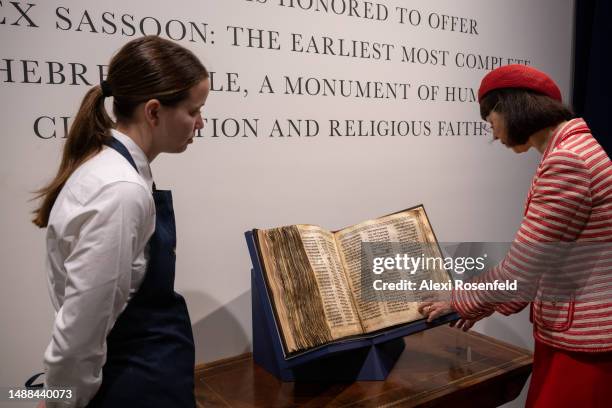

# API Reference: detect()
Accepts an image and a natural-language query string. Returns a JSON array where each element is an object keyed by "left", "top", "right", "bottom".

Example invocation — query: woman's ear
[{"left": 143, "top": 99, "right": 161, "bottom": 126}]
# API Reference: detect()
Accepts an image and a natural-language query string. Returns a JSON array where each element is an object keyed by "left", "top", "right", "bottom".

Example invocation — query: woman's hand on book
[
  {"left": 418, "top": 301, "right": 476, "bottom": 332},
  {"left": 449, "top": 317, "right": 476, "bottom": 332},
  {"left": 418, "top": 301, "right": 454, "bottom": 322}
]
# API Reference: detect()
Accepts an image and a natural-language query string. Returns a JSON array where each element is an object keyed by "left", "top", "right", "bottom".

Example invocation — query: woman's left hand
[
  {"left": 419, "top": 301, "right": 477, "bottom": 331},
  {"left": 418, "top": 301, "right": 454, "bottom": 322}
]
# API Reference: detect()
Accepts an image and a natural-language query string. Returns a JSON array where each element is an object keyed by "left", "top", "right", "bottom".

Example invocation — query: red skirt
[{"left": 526, "top": 339, "right": 612, "bottom": 407}]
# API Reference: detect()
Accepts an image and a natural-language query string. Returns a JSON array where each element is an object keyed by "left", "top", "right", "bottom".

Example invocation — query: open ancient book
[{"left": 254, "top": 205, "right": 452, "bottom": 356}]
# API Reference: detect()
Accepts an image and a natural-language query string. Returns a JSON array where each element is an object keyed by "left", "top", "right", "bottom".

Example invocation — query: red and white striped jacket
[{"left": 453, "top": 118, "right": 612, "bottom": 352}]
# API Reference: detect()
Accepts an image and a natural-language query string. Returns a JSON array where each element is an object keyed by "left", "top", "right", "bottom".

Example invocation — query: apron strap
[
  {"left": 106, "top": 136, "right": 139, "bottom": 173},
  {"left": 106, "top": 135, "right": 158, "bottom": 191}
]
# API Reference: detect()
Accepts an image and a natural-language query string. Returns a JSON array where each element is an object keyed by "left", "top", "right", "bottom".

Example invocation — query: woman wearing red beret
[{"left": 420, "top": 64, "right": 612, "bottom": 407}]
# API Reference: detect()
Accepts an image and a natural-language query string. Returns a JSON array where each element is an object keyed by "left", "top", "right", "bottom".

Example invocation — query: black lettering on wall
[
  {"left": 52, "top": 8, "right": 210, "bottom": 43},
  {"left": 0, "top": 1, "right": 39, "bottom": 27}
]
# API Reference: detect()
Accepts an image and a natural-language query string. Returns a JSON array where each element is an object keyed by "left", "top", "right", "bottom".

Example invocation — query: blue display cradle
[{"left": 246, "top": 231, "right": 458, "bottom": 382}]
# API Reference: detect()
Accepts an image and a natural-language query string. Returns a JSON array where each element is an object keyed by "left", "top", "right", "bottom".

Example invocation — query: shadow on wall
[
  {"left": 183, "top": 290, "right": 252, "bottom": 364},
  {"left": 478, "top": 309, "right": 534, "bottom": 352},
  {"left": 448, "top": 242, "right": 534, "bottom": 350}
]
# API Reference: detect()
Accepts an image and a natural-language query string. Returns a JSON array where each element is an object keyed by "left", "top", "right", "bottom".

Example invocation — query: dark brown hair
[
  {"left": 480, "top": 88, "right": 574, "bottom": 146},
  {"left": 33, "top": 36, "right": 209, "bottom": 227}
]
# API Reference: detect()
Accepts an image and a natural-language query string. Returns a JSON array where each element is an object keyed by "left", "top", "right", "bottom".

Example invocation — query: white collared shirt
[{"left": 44, "top": 129, "right": 155, "bottom": 407}]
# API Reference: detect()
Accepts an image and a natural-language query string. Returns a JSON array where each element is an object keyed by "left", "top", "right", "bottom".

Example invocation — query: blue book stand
[{"left": 246, "top": 231, "right": 458, "bottom": 382}]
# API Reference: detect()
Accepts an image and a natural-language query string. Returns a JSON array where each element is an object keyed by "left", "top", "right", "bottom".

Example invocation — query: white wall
[{"left": 0, "top": 0, "right": 574, "bottom": 406}]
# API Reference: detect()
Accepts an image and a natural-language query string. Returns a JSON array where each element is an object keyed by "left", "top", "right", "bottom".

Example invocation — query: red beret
[{"left": 478, "top": 64, "right": 562, "bottom": 102}]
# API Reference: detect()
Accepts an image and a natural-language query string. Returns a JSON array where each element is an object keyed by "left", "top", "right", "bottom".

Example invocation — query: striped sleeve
[{"left": 452, "top": 149, "right": 592, "bottom": 319}]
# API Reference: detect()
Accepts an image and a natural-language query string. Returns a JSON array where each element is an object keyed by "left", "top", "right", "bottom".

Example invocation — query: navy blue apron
[{"left": 87, "top": 137, "right": 196, "bottom": 407}]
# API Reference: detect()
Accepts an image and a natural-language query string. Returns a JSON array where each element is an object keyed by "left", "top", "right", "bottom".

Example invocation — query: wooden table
[{"left": 195, "top": 326, "right": 533, "bottom": 407}]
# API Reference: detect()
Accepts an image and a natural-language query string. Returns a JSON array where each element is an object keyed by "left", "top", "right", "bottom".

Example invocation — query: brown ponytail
[
  {"left": 32, "top": 85, "right": 113, "bottom": 227},
  {"left": 32, "top": 35, "right": 208, "bottom": 228}
]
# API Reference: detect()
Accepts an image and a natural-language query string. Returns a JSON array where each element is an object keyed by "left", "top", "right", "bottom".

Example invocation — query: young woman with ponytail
[{"left": 34, "top": 36, "right": 210, "bottom": 408}]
